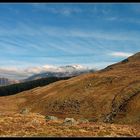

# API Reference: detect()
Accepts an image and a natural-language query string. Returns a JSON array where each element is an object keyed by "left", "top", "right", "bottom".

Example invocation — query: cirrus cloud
[{"left": 109, "top": 52, "right": 133, "bottom": 57}]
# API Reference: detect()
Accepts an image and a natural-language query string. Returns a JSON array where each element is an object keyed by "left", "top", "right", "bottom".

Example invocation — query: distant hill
[
  {"left": 0, "top": 77, "right": 19, "bottom": 86},
  {"left": 0, "top": 52, "right": 140, "bottom": 125},
  {"left": 0, "top": 76, "right": 71, "bottom": 96}
]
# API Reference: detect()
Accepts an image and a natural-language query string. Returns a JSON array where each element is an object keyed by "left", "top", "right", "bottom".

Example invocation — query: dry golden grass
[{"left": 0, "top": 113, "right": 139, "bottom": 137}]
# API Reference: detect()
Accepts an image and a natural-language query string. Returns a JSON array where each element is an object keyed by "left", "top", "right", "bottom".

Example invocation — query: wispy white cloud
[
  {"left": 31, "top": 4, "right": 82, "bottom": 16},
  {"left": 41, "top": 26, "right": 140, "bottom": 41},
  {"left": 68, "top": 30, "right": 140, "bottom": 41},
  {"left": 0, "top": 22, "right": 138, "bottom": 72},
  {"left": 0, "top": 67, "right": 30, "bottom": 80},
  {"left": 129, "top": 4, "right": 140, "bottom": 13},
  {"left": 47, "top": 7, "right": 82, "bottom": 16},
  {"left": 109, "top": 52, "right": 133, "bottom": 57},
  {"left": 1, "top": 22, "right": 140, "bottom": 42},
  {"left": 105, "top": 16, "right": 140, "bottom": 25},
  {"left": 105, "top": 16, "right": 118, "bottom": 21}
]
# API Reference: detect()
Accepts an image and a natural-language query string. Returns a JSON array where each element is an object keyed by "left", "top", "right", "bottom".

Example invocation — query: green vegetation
[{"left": 0, "top": 77, "right": 72, "bottom": 96}]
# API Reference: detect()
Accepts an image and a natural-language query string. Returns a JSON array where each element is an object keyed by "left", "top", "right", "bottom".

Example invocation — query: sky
[{"left": 0, "top": 3, "right": 140, "bottom": 79}]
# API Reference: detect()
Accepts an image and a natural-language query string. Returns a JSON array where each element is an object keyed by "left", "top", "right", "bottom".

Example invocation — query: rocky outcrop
[{"left": 104, "top": 81, "right": 140, "bottom": 123}]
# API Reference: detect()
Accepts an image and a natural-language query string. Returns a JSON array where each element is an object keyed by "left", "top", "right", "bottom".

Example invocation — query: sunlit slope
[{"left": 0, "top": 52, "right": 140, "bottom": 124}]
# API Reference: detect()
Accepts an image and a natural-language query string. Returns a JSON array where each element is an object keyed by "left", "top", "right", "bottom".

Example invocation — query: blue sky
[{"left": 0, "top": 3, "right": 140, "bottom": 79}]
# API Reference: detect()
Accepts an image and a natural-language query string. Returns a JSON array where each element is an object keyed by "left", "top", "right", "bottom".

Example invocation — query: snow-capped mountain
[
  {"left": 24, "top": 65, "right": 95, "bottom": 81},
  {"left": 0, "top": 64, "right": 96, "bottom": 83}
]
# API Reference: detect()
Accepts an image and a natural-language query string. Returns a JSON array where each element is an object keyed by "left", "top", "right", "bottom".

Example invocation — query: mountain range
[
  {"left": 24, "top": 65, "right": 95, "bottom": 81},
  {"left": 0, "top": 65, "right": 95, "bottom": 86}
]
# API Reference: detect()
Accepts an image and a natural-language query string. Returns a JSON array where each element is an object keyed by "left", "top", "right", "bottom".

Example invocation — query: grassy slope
[
  {"left": 0, "top": 52, "right": 140, "bottom": 124},
  {"left": 0, "top": 113, "right": 139, "bottom": 137}
]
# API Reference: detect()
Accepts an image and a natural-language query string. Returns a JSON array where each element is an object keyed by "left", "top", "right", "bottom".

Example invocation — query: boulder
[
  {"left": 20, "top": 108, "right": 29, "bottom": 115},
  {"left": 45, "top": 115, "right": 58, "bottom": 121},
  {"left": 63, "top": 118, "right": 77, "bottom": 125}
]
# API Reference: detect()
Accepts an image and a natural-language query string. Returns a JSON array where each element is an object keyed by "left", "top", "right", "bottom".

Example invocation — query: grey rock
[
  {"left": 45, "top": 115, "right": 58, "bottom": 121},
  {"left": 20, "top": 108, "right": 29, "bottom": 115},
  {"left": 63, "top": 118, "right": 77, "bottom": 125}
]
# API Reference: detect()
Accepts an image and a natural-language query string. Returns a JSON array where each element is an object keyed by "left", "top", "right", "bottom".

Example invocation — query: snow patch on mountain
[{"left": 0, "top": 64, "right": 95, "bottom": 80}]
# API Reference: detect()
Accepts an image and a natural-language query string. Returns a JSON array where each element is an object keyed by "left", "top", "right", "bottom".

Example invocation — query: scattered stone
[
  {"left": 88, "top": 83, "right": 92, "bottom": 87},
  {"left": 103, "top": 113, "right": 114, "bottom": 123},
  {"left": 20, "top": 108, "right": 29, "bottom": 115},
  {"left": 63, "top": 118, "right": 77, "bottom": 125},
  {"left": 45, "top": 115, "right": 58, "bottom": 121}
]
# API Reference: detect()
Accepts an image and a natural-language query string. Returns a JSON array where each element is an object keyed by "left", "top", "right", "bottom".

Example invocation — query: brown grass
[{"left": 0, "top": 113, "right": 139, "bottom": 137}]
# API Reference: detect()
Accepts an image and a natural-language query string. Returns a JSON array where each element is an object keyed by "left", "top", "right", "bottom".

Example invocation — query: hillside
[
  {"left": 0, "top": 77, "right": 71, "bottom": 96},
  {"left": 0, "top": 52, "right": 140, "bottom": 125}
]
